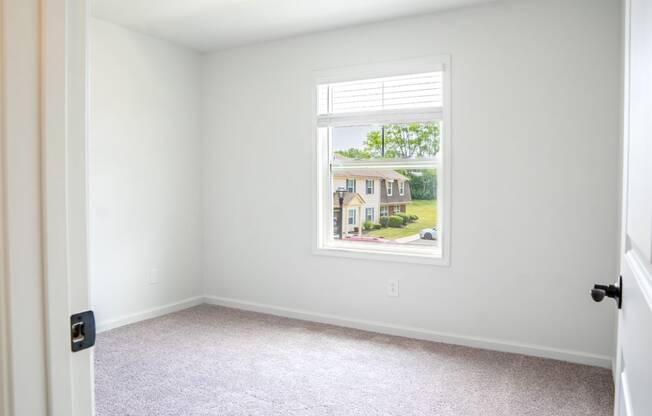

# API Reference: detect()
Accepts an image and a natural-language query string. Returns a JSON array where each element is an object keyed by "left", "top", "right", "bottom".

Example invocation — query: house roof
[
  {"left": 333, "top": 192, "right": 365, "bottom": 207},
  {"left": 332, "top": 154, "right": 409, "bottom": 181},
  {"left": 333, "top": 169, "right": 408, "bottom": 181}
]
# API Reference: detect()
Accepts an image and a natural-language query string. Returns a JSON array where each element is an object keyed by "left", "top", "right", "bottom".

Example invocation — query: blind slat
[{"left": 319, "top": 71, "right": 443, "bottom": 115}]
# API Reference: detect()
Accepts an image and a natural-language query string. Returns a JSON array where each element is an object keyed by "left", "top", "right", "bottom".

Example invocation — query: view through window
[{"left": 316, "top": 67, "right": 447, "bottom": 260}]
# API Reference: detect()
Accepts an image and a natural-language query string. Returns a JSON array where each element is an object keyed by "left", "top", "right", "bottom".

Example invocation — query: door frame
[
  {"left": 0, "top": 0, "right": 93, "bottom": 415},
  {"left": 1, "top": 3, "right": 10, "bottom": 414}
]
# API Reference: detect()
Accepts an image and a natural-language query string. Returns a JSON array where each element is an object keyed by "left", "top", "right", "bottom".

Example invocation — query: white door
[
  {"left": 1, "top": 0, "right": 93, "bottom": 415},
  {"left": 42, "top": 0, "right": 94, "bottom": 415},
  {"left": 613, "top": 1, "right": 652, "bottom": 415}
]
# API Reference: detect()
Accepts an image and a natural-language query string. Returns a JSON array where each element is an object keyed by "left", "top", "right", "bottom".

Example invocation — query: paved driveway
[{"left": 393, "top": 233, "right": 438, "bottom": 246}]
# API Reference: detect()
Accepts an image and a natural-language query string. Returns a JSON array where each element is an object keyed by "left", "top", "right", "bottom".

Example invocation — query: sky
[{"left": 331, "top": 125, "right": 377, "bottom": 152}]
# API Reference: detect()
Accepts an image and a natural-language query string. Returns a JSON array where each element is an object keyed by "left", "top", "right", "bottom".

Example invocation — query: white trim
[
  {"left": 96, "top": 297, "right": 204, "bottom": 333},
  {"left": 317, "top": 107, "right": 442, "bottom": 127},
  {"left": 2, "top": 0, "right": 52, "bottom": 413},
  {"left": 315, "top": 244, "right": 446, "bottom": 265},
  {"left": 203, "top": 295, "right": 612, "bottom": 368},
  {"left": 620, "top": 371, "right": 634, "bottom": 416},
  {"left": 625, "top": 248, "right": 652, "bottom": 312},
  {"left": 0, "top": 0, "right": 11, "bottom": 408},
  {"left": 333, "top": 158, "right": 439, "bottom": 170},
  {"left": 314, "top": 56, "right": 447, "bottom": 84}
]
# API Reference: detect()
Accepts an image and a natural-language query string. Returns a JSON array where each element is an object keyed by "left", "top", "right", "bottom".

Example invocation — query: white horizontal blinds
[
  {"left": 319, "top": 72, "right": 442, "bottom": 115},
  {"left": 317, "top": 85, "right": 329, "bottom": 115}
]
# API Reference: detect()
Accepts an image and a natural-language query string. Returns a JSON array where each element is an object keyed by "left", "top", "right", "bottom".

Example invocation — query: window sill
[{"left": 313, "top": 243, "right": 449, "bottom": 266}]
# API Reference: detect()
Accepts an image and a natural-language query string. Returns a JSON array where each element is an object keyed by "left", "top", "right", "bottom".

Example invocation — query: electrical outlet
[
  {"left": 149, "top": 268, "right": 159, "bottom": 285},
  {"left": 387, "top": 279, "right": 399, "bottom": 297}
]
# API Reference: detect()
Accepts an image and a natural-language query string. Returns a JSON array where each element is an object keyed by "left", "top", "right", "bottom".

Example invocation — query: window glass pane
[
  {"left": 332, "top": 122, "right": 440, "bottom": 161},
  {"left": 365, "top": 180, "right": 374, "bottom": 194},
  {"left": 332, "top": 168, "right": 438, "bottom": 248},
  {"left": 345, "top": 179, "right": 356, "bottom": 192}
]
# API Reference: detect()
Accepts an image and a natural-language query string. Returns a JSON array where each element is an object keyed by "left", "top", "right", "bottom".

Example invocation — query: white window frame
[
  {"left": 313, "top": 56, "right": 451, "bottom": 266},
  {"left": 386, "top": 180, "right": 393, "bottom": 196},
  {"left": 366, "top": 179, "right": 374, "bottom": 195},
  {"left": 348, "top": 209, "right": 356, "bottom": 225},
  {"left": 346, "top": 178, "right": 356, "bottom": 193},
  {"left": 399, "top": 181, "right": 405, "bottom": 196},
  {"left": 365, "top": 207, "right": 374, "bottom": 222},
  {"left": 380, "top": 206, "right": 389, "bottom": 217}
]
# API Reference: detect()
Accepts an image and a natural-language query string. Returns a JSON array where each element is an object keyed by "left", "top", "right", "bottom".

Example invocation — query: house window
[
  {"left": 365, "top": 207, "right": 374, "bottom": 221},
  {"left": 346, "top": 179, "right": 356, "bottom": 193},
  {"left": 316, "top": 57, "right": 450, "bottom": 264},
  {"left": 348, "top": 209, "right": 356, "bottom": 225},
  {"left": 366, "top": 180, "right": 374, "bottom": 195}
]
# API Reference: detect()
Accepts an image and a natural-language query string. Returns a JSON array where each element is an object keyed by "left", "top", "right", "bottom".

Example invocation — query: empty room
[{"left": 1, "top": 0, "right": 651, "bottom": 415}]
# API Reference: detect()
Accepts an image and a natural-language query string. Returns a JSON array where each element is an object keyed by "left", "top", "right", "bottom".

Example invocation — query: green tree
[
  {"left": 335, "top": 122, "right": 439, "bottom": 200},
  {"left": 335, "top": 148, "right": 372, "bottom": 159},
  {"left": 397, "top": 169, "right": 437, "bottom": 200},
  {"left": 364, "top": 123, "right": 439, "bottom": 159}
]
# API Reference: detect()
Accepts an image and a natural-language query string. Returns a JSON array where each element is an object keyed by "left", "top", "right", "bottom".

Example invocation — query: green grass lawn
[{"left": 366, "top": 199, "right": 437, "bottom": 240}]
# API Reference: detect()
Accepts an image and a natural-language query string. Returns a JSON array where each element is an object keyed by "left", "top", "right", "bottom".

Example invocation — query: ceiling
[{"left": 91, "top": 0, "right": 498, "bottom": 52}]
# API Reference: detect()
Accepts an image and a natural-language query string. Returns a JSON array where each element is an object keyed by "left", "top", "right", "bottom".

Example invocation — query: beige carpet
[{"left": 94, "top": 304, "right": 613, "bottom": 416}]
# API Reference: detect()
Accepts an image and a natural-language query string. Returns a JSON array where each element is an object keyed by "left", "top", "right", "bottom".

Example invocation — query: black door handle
[{"left": 590, "top": 276, "right": 622, "bottom": 309}]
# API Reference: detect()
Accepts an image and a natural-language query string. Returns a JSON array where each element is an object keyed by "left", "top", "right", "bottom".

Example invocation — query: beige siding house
[{"left": 333, "top": 169, "right": 412, "bottom": 236}]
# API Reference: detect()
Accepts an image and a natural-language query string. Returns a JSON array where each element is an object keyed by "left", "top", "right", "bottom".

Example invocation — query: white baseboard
[
  {"left": 96, "top": 296, "right": 204, "bottom": 333},
  {"left": 203, "top": 295, "right": 612, "bottom": 369}
]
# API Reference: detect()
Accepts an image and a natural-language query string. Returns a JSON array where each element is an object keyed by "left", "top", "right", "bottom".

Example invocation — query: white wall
[
  {"left": 201, "top": 0, "right": 622, "bottom": 363},
  {"left": 89, "top": 18, "right": 203, "bottom": 328}
]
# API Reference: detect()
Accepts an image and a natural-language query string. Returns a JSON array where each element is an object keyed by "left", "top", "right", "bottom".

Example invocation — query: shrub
[
  {"left": 379, "top": 216, "right": 389, "bottom": 227},
  {"left": 372, "top": 223, "right": 382, "bottom": 230},
  {"left": 388, "top": 215, "right": 404, "bottom": 228},
  {"left": 363, "top": 220, "right": 374, "bottom": 231},
  {"left": 409, "top": 214, "right": 419, "bottom": 222},
  {"left": 396, "top": 212, "right": 410, "bottom": 225}
]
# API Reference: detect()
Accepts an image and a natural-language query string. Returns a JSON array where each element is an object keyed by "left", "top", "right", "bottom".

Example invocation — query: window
[
  {"left": 315, "top": 57, "right": 450, "bottom": 264},
  {"left": 348, "top": 209, "right": 356, "bottom": 225},
  {"left": 346, "top": 179, "right": 356, "bottom": 193},
  {"left": 365, "top": 207, "right": 374, "bottom": 221},
  {"left": 366, "top": 180, "right": 374, "bottom": 195}
]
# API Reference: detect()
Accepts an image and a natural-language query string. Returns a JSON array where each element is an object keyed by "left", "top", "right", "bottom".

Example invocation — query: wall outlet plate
[{"left": 387, "top": 279, "right": 399, "bottom": 297}]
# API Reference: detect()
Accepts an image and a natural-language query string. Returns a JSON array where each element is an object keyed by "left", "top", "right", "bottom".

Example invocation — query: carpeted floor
[{"left": 95, "top": 304, "right": 613, "bottom": 416}]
